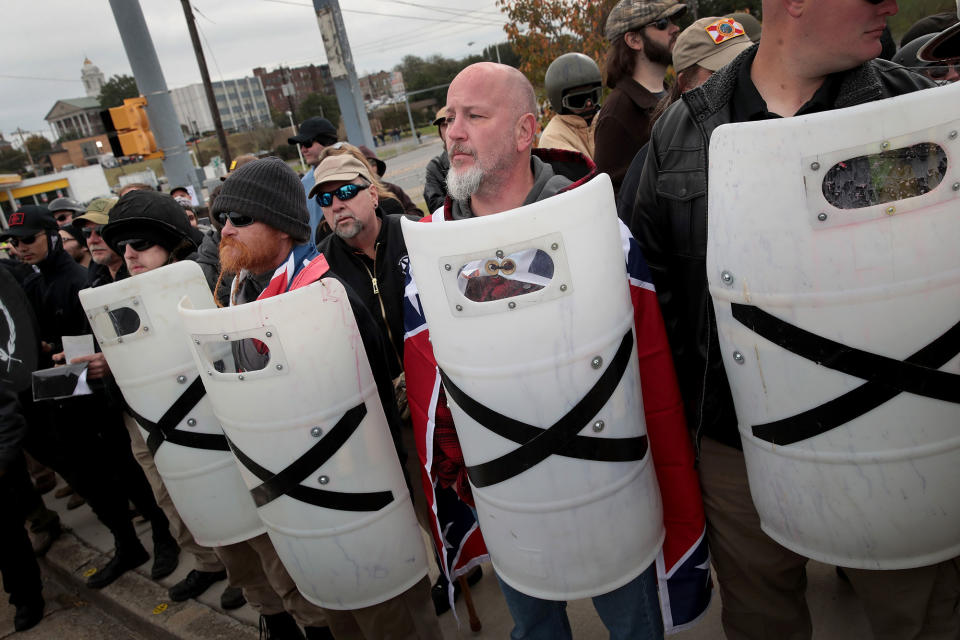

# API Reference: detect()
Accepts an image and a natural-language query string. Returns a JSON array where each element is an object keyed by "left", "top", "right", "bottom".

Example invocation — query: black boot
[
  {"left": 87, "top": 542, "right": 150, "bottom": 589},
  {"left": 304, "top": 626, "right": 335, "bottom": 640},
  {"left": 14, "top": 596, "right": 45, "bottom": 632},
  {"left": 168, "top": 568, "right": 227, "bottom": 601},
  {"left": 150, "top": 535, "right": 180, "bottom": 580},
  {"left": 259, "top": 611, "right": 305, "bottom": 640},
  {"left": 220, "top": 585, "right": 246, "bottom": 610}
]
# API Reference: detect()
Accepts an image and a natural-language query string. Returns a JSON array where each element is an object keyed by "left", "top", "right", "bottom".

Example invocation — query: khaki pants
[
  {"left": 698, "top": 436, "right": 960, "bottom": 640},
  {"left": 324, "top": 575, "right": 443, "bottom": 640},
  {"left": 215, "top": 532, "right": 327, "bottom": 627},
  {"left": 123, "top": 413, "right": 224, "bottom": 573}
]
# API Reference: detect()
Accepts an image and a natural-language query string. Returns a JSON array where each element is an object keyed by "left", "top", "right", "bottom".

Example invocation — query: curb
[{"left": 40, "top": 528, "right": 257, "bottom": 640}]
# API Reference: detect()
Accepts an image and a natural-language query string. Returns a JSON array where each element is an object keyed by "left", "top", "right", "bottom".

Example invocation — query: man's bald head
[
  {"left": 450, "top": 62, "right": 537, "bottom": 124},
  {"left": 444, "top": 63, "right": 540, "bottom": 211}
]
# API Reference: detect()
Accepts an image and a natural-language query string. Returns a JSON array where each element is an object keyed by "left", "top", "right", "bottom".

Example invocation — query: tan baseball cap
[
  {"left": 673, "top": 17, "right": 752, "bottom": 74},
  {"left": 605, "top": 0, "right": 687, "bottom": 42},
  {"left": 72, "top": 197, "right": 118, "bottom": 227},
  {"left": 308, "top": 154, "right": 375, "bottom": 198}
]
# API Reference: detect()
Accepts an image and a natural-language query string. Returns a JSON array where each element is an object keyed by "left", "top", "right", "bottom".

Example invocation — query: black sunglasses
[
  {"left": 645, "top": 17, "right": 671, "bottom": 30},
  {"left": 316, "top": 183, "right": 365, "bottom": 208},
  {"left": 116, "top": 238, "right": 156, "bottom": 252},
  {"left": 80, "top": 224, "right": 105, "bottom": 238},
  {"left": 216, "top": 211, "right": 256, "bottom": 228},
  {"left": 54, "top": 213, "right": 71, "bottom": 223},
  {"left": 299, "top": 138, "right": 322, "bottom": 149},
  {"left": 9, "top": 233, "right": 44, "bottom": 248}
]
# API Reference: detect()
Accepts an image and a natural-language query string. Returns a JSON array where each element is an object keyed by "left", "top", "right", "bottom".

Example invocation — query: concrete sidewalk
[{"left": 12, "top": 474, "right": 874, "bottom": 639}]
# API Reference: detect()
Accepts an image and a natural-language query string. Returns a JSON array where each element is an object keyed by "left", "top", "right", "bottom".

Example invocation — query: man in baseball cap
[
  {"left": 594, "top": 1, "right": 687, "bottom": 195},
  {"left": 424, "top": 107, "right": 451, "bottom": 213},
  {"left": 0, "top": 206, "right": 59, "bottom": 266},
  {"left": 288, "top": 117, "right": 339, "bottom": 244},
  {"left": 72, "top": 198, "right": 124, "bottom": 286}
]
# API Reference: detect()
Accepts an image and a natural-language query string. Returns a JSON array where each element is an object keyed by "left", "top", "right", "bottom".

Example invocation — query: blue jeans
[{"left": 496, "top": 562, "right": 663, "bottom": 640}]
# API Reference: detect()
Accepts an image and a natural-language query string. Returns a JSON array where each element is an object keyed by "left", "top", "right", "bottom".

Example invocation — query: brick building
[{"left": 253, "top": 64, "right": 334, "bottom": 114}]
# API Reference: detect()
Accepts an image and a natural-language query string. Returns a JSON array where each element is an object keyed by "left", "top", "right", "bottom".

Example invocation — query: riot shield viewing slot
[{"left": 439, "top": 232, "right": 573, "bottom": 317}]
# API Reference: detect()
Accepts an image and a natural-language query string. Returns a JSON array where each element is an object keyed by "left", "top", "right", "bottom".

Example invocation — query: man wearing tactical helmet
[{"left": 540, "top": 52, "right": 603, "bottom": 159}]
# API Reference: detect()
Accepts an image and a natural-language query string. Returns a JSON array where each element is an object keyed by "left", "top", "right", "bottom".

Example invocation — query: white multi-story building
[{"left": 169, "top": 76, "right": 271, "bottom": 134}]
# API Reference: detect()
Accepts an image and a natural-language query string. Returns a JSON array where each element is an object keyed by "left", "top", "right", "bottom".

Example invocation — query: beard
[
  {"left": 219, "top": 235, "right": 278, "bottom": 275},
  {"left": 446, "top": 142, "right": 510, "bottom": 203},
  {"left": 642, "top": 31, "right": 674, "bottom": 67},
  {"left": 447, "top": 162, "right": 484, "bottom": 202},
  {"left": 331, "top": 215, "right": 364, "bottom": 240}
]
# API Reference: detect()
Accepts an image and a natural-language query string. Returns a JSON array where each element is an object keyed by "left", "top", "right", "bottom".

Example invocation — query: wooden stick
[{"left": 458, "top": 575, "right": 482, "bottom": 632}]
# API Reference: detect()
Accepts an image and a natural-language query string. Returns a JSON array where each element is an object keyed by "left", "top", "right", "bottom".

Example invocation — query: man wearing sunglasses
[
  {"left": 1, "top": 204, "right": 182, "bottom": 590},
  {"left": 288, "top": 117, "right": 339, "bottom": 247},
  {"left": 211, "top": 157, "right": 442, "bottom": 640},
  {"left": 629, "top": 1, "right": 957, "bottom": 638},
  {"left": 48, "top": 196, "right": 86, "bottom": 227},
  {"left": 540, "top": 52, "right": 604, "bottom": 159},
  {"left": 72, "top": 198, "right": 124, "bottom": 287},
  {"left": 594, "top": 0, "right": 686, "bottom": 195}
]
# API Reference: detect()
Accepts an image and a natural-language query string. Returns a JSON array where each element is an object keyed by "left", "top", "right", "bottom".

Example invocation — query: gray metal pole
[
  {"left": 312, "top": 0, "right": 374, "bottom": 149},
  {"left": 404, "top": 97, "right": 418, "bottom": 145},
  {"left": 107, "top": 0, "right": 202, "bottom": 196}
]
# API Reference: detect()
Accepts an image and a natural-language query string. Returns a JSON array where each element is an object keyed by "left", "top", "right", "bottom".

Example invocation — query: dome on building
[{"left": 81, "top": 58, "right": 106, "bottom": 98}]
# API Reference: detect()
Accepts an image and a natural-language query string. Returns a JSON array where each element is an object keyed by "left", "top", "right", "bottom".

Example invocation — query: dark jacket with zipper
[
  {"left": 318, "top": 209, "right": 413, "bottom": 379},
  {"left": 628, "top": 45, "right": 933, "bottom": 450}
]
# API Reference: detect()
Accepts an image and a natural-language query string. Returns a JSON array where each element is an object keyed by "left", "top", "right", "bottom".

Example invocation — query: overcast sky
[{"left": 0, "top": 0, "right": 508, "bottom": 142}]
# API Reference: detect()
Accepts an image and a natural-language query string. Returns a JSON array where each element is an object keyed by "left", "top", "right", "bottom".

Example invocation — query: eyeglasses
[
  {"left": 54, "top": 213, "right": 71, "bottom": 223},
  {"left": 316, "top": 183, "right": 365, "bottom": 208},
  {"left": 116, "top": 238, "right": 156, "bottom": 252},
  {"left": 80, "top": 224, "right": 105, "bottom": 239},
  {"left": 299, "top": 138, "right": 321, "bottom": 149},
  {"left": 215, "top": 211, "right": 256, "bottom": 228},
  {"left": 9, "top": 233, "right": 44, "bottom": 248},
  {"left": 561, "top": 86, "right": 602, "bottom": 111},
  {"left": 645, "top": 17, "right": 671, "bottom": 30}
]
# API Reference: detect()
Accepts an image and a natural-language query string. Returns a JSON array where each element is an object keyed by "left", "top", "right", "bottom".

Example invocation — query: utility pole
[
  {"left": 180, "top": 0, "right": 231, "bottom": 167},
  {"left": 311, "top": 0, "right": 374, "bottom": 148},
  {"left": 107, "top": 0, "right": 202, "bottom": 197},
  {"left": 13, "top": 128, "right": 35, "bottom": 173}
]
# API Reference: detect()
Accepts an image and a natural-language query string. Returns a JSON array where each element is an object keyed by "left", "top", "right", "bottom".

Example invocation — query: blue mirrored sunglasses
[{"left": 316, "top": 183, "right": 365, "bottom": 208}]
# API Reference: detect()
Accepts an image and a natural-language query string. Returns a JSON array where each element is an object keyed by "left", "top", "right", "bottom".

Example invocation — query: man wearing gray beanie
[{"left": 210, "top": 157, "right": 442, "bottom": 639}]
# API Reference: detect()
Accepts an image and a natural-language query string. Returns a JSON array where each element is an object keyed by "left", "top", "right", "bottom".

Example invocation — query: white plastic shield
[
  {"left": 707, "top": 81, "right": 960, "bottom": 569},
  {"left": 401, "top": 174, "right": 664, "bottom": 600},
  {"left": 79, "top": 261, "right": 264, "bottom": 547},
  {"left": 177, "top": 278, "right": 427, "bottom": 610}
]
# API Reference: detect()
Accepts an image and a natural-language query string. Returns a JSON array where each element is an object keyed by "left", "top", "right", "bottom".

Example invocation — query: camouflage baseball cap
[{"left": 605, "top": 0, "right": 687, "bottom": 42}]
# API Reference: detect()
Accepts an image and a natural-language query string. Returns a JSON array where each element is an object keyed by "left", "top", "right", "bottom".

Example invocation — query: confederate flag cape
[{"left": 402, "top": 173, "right": 712, "bottom": 632}]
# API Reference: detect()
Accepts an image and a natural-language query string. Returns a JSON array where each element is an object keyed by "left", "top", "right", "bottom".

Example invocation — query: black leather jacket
[{"left": 629, "top": 46, "right": 933, "bottom": 451}]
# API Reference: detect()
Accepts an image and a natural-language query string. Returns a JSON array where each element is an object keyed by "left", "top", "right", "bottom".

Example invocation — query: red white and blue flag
[{"left": 403, "top": 166, "right": 711, "bottom": 632}]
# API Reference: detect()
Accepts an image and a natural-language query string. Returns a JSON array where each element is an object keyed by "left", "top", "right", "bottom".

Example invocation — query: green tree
[
  {"left": 0, "top": 148, "right": 27, "bottom": 174},
  {"left": 296, "top": 93, "right": 340, "bottom": 127},
  {"left": 25, "top": 135, "right": 51, "bottom": 157},
  {"left": 97, "top": 74, "right": 139, "bottom": 108},
  {"left": 57, "top": 129, "right": 82, "bottom": 144}
]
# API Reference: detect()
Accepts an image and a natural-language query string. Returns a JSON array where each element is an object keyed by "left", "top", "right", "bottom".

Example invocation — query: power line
[
  {"left": 0, "top": 74, "right": 77, "bottom": 83},
  {"left": 260, "top": 0, "right": 504, "bottom": 26},
  {"left": 381, "top": 0, "right": 504, "bottom": 18}
]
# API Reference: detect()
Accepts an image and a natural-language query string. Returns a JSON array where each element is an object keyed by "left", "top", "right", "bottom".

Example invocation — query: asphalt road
[{"left": 381, "top": 134, "right": 445, "bottom": 213}]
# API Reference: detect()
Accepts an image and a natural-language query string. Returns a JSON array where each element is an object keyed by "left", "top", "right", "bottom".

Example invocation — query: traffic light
[{"left": 99, "top": 97, "right": 161, "bottom": 158}]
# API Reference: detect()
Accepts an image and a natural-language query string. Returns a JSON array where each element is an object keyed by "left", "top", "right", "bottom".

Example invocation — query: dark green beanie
[{"left": 211, "top": 157, "right": 310, "bottom": 243}]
